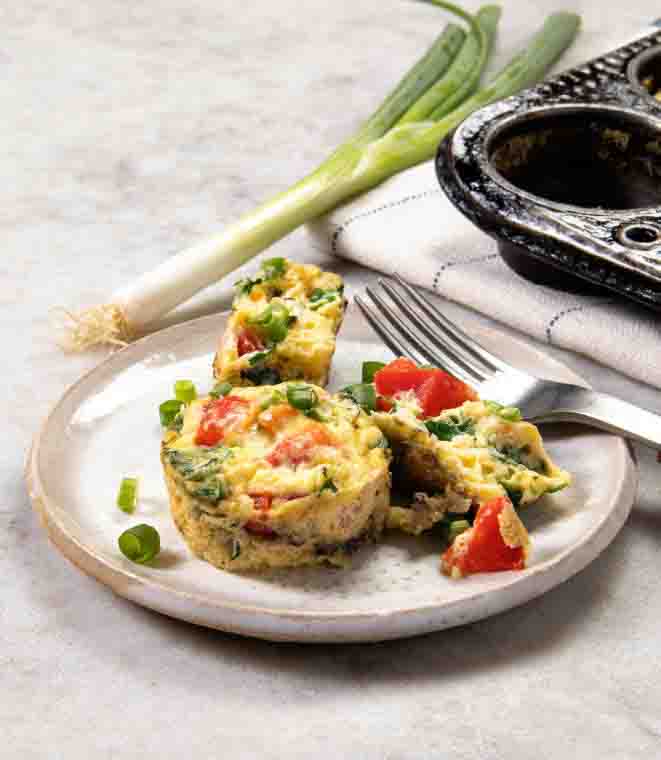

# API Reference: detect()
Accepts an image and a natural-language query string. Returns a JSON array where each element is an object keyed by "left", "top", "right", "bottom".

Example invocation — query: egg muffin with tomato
[
  {"left": 347, "top": 358, "right": 570, "bottom": 577},
  {"left": 213, "top": 257, "right": 346, "bottom": 388},
  {"left": 161, "top": 382, "right": 390, "bottom": 572}
]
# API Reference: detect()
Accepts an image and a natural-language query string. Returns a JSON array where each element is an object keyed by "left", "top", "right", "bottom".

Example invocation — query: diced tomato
[
  {"left": 374, "top": 357, "right": 476, "bottom": 418},
  {"left": 442, "top": 496, "right": 527, "bottom": 576},
  {"left": 376, "top": 397, "right": 393, "bottom": 412},
  {"left": 251, "top": 493, "right": 273, "bottom": 512},
  {"left": 416, "top": 371, "right": 477, "bottom": 418},
  {"left": 243, "top": 494, "right": 276, "bottom": 537},
  {"left": 244, "top": 520, "right": 276, "bottom": 537},
  {"left": 236, "top": 327, "right": 264, "bottom": 357},
  {"left": 194, "top": 396, "right": 251, "bottom": 447},
  {"left": 266, "top": 426, "right": 335, "bottom": 467},
  {"left": 257, "top": 404, "right": 298, "bottom": 434},
  {"left": 374, "top": 358, "right": 430, "bottom": 397}
]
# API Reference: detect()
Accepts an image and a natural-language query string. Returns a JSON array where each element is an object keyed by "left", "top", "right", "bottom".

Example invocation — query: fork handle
[{"left": 532, "top": 387, "right": 661, "bottom": 450}]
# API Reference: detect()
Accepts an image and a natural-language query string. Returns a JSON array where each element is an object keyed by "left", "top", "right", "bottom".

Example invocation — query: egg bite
[
  {"left": 213, "top": 258, "right": 345, "bottom": 388},
  {"left": 161, "top": 383, "right": 390, "bottom": 572},
  {"left": 372, "top": 397, "right": 571, "bottom": 537}
]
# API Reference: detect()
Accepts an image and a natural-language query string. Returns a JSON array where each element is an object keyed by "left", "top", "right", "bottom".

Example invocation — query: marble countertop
[{"left": 5, "top": 1, "right": 661, "bottom": 757}]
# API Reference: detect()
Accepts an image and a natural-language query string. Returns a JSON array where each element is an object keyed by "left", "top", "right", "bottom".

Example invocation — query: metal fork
[{"left": 355, "top": 275, "right": 661, "bottom": 450}]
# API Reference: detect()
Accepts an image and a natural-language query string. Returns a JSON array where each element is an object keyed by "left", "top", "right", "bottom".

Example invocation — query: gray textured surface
[{"left": 4, "top": 1, "right": 661, "bottom": 757}]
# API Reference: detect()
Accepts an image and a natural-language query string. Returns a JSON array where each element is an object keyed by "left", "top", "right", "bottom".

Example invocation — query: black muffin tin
[{"left": 436, "top": 29, "right": 661, "bottom": 309}]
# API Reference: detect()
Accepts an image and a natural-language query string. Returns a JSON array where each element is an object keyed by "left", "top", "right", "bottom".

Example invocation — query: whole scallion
[{"left": 61, "top": 4, "right": 579, "bottom": 351}]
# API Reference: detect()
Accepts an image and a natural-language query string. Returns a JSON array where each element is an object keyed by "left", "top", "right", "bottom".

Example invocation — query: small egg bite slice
[
  {"left": 161, "top": 383, "right": 390, "bottom": 572},
  {"left": 372, "top": 398, "right": 570, "bottom": 539},
  {"left": 213, "top": 257, "right": 346, "bottom": 388}
]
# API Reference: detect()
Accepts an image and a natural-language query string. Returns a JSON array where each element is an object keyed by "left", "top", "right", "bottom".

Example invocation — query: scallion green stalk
[
  {"left": 398, "top": 5, "right": 501, "bottom": 124},
  {"left": 61, "top": 5, "right": 579, "bottom": 351}
]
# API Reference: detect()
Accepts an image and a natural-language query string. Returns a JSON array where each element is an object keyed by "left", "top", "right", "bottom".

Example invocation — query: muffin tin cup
[{"left": 436, "top": 30, "right": 661, "bottom": 308}]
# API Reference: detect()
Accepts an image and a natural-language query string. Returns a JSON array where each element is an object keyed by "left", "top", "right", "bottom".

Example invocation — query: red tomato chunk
[
  {"left": 443, "top": 496, "right": 526, "bottom": 576},
  {"left": 195, "top": 396, "right": 250, "bottom": 447},
  {"left": 374, "top": 357, "right": 476, "bottom": 418},
  {"left": 236, "top": 327, "right": 264, "bottom": 357},
  {"left": 266, "top": 427, "right": 335, "bottom": 467},
  {"left": 251, "top": 493, "right": 273, "bottom": 512}
]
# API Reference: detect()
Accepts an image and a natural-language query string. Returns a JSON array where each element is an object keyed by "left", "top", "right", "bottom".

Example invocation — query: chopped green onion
[
  {"left": 484, "top": 400, "right": 504, "bottom": 414},
  {"left": 500, "top": 406, "right": 522, "bottom": 422},
  {"left": 259, "top": 390, "right": 287, "bottom": 410},
  {"left": 64, "top": 7, "right": 579, "bottom": 353},
  {"left": 287, "top": 384, "right": 318, "bottom": 412},
  {"left": 116, "top": 477, "right": 139, "bottom": 514},
  {"left": 448, "top": 519, "right": 471, "bottom": 542},
  {"left": 118, "top": 524, "right": 160, "bottom": 564},
  {"left": 174, "top": 379, "right": 197, "bottom": 403},
  {"left": 230, "top": 539, "right": 241, "bottom": 560},
  {"left": 340, "top": 383, "right": 376, "bottom": 413},
  {"left": 362, "top": 361, "right": 385, "bottom": 383},
  {"left": 249, "top": 303, "right": 290, "bottom": 343},
  {"left": 262, "top": 257, "right": 287, "bottom": 280},
  {"left": 306, "top": 408, "right": 329, "bottom": 423},
  {"left": 210, "top": 381, "right": 233, "bottom": 398},
  {"left": 159, "top": 399, "right": 184, "bottom": 427}
]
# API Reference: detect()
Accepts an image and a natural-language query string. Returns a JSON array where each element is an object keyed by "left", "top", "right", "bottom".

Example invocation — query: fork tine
[
  {"left": 362, "top": 287, "right": 482, "bottom": 386},
  {"left": 379, "top": 277, "right": 492, "bottom": 382},
  {"left": 392, "top": 273, "right": 512, "bottom": 374},
  {"left": 354, "top": 294, "right": 426, "bottom": 365}
]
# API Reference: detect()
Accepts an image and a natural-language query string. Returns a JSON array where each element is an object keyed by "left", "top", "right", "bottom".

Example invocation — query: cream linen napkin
[{"left": 308, "top": 18, "right": 661, "bottom": 389}]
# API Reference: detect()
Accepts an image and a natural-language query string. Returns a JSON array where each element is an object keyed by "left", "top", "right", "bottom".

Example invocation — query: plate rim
[{"left": 26, "top": 311, "right": 638, "bottom": 639}]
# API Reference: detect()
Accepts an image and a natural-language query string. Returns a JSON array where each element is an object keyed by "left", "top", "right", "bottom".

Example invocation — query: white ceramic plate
[{"left": 27, "top": 306, "right": 636, "bottom": 642}]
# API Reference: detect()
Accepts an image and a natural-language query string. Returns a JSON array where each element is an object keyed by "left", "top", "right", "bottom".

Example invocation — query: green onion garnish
[
  {"left": 287, "top": 384, "right": 318, "bottom": 412},
  {"left": 249, "top": 303, "right": 290, "bottom": 343},
  {"left": 259, "top": 390, "right": 287, "bottom": 410},
  {"left": 448, "top": 519, "right": 471, "bottom": 542},
  {"left": 174, "top": 379, "right": 197, "bottom": 403},
  {"left": 210, "top": 381, "right": 233, "bottom": 398},
  {"left": 262, "top": 257, "right": 287, "bottom": 280},
  {"left": 362, "top": 361, "right": 386, "bottom": 383},
  {"left": 340, "top": 383, "right": 376, "bottom": 413},
  {"left": 118, "top": 524, "right": 160, "bottom": 564},
  {"left": 159, "top": 399, "right": 184, "bottom": 427},
  {"left": 499, "top": 406, "right": 522, "bottom": 422},
  {"left": 116, "top": 477, "right": 139, "bottom": 514}
]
